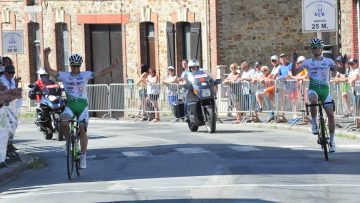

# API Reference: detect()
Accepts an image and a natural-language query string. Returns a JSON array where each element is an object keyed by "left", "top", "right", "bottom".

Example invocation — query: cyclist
[
  {"left": 300, "top": 38, "right": 337, "bottom": 153},
  {"left": 43, "top": 47, "right": 119, "bottom": 168}
]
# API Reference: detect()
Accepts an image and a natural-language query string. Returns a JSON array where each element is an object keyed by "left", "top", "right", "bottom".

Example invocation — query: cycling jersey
[
  {"left": 301, "top": 57, "right": 336, "bottom": 102},
  {"left": 57, "top": 71, "right": 94, "bottom": 119}
]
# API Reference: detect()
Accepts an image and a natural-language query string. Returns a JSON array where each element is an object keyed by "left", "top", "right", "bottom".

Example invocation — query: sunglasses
[
  {"left": 271, "top": 60, "right": 277, "bottom": 62},
  {"left": 311, "top": 47, "right": 322, "bottom": 50},
  {"left": 71, "top": 65, "right": 81, "bottom": 68},
  {"left": 6, "top": 72, "right": 15, "bottom": 74}
]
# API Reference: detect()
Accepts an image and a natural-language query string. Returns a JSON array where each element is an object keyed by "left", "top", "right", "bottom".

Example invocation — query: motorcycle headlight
[
  {"left": 201, "top": 88, "right": 211, "bottom": 97},
  {"left": 48, "top": 95, "right": 57, "bottom": 102}
]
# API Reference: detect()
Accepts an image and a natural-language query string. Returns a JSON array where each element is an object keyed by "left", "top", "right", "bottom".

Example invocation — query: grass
[
  {"left": 19, "top": 112, "right": 36, "bottom": 118},
  {"left": 27, "top": 156, "right": 47, "bottom": 169},
  {"left": 335, "top": 131, "right": 358, "bottom": 140}
]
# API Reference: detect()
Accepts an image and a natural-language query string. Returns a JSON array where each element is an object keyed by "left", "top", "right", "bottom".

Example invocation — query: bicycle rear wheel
[
  {"left": 319, "top": 118, "right": 328, "bottom": 161},
  {"left": 66, "top": 136, "right": 75, "bottom": 180}
]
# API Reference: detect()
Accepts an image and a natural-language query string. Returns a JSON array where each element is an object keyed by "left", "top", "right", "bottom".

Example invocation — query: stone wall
[{"left": 217, "top": 0, "right": 337, "bottom": 68}]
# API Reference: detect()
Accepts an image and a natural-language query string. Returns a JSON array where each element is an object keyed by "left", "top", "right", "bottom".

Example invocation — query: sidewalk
[{"left": 1, "top": 116, "right": 359, "bottom": 185}]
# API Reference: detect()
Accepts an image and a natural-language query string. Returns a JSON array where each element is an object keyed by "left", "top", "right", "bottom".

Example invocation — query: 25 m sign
[
  {"left": 2, "top": 31, "right": 24, "bottom": 54},
  {"left": 302, "top": 0, "right": 337, "bottom": 33}
]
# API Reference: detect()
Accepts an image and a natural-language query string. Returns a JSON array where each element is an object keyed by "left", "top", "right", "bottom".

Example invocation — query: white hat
[
  {"left": 271, "top": 55, "right": 278, "bottom": 61},
  {"left": 167, "top": 66, "right": 175, "bottom": 70},
  {"left": 37, "top": 69, "right": 48, "bottom": 75},
  {"left": 297, "top": 56, "right": 306, "bottom": 63}
]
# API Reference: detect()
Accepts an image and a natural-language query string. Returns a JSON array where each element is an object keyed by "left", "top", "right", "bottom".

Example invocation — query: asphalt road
[{"left": 1, "top": 120, "right": 360, "bottom": 203}]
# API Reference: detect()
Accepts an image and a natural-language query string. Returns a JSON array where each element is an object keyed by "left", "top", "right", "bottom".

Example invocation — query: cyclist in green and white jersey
[
  {"left": 44, "top": 47, "right": 119, "bottom": 168},
  {"left": 300, "top": 38, "right": 337, "bottom": 153}
]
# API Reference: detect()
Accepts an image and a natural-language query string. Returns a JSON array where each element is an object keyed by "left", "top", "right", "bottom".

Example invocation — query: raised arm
[
  {"left": 94, "top": 57, "right": 120, "bottom": 78},
  {"left": 43, "top": 47, "right": 59, "bottom": 78}
]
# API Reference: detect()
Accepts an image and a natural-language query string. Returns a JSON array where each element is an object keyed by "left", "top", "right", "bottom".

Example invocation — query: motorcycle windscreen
[{"left": 187, "top": 101, "right": 205, "bottom": 126}]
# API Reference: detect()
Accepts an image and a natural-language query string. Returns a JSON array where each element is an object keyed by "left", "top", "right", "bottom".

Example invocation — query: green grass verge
[
  {"left": 27, "top": 156, "right": 47, "bottom": 169},
  {"left": 19, "top": 112, "right": 36, "bottom": 118}
]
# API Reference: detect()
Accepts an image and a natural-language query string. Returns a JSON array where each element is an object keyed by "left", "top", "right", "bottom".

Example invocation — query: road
[{"left": 1, "top": 120, "right": 360, "bottom": 203}]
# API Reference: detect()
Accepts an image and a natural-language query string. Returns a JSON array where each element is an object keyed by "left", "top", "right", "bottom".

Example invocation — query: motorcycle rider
[{"left": 32, "top": 69, "right": 60, "bottom": 102}]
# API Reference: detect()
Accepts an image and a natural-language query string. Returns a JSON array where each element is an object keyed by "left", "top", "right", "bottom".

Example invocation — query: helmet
[
  {"left": 310, "top": 38, "right": 324, "bottom": 49},
  {"left": 69, "top": 54, "right": 83, "bottom": 66},
  {"left": 37, "top": 69, "right": 48, "bottom": 75},
  {"left": 188, "top": 59, "right": 199, "bottom": 67}
]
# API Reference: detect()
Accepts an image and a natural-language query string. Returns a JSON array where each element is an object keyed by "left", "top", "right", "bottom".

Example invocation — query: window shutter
[
  {"left": 166, "top": 22, "right": 175, "bottom": 67},
  {"left": 190, "top": 22, "right": 202, "bottom": 64}
]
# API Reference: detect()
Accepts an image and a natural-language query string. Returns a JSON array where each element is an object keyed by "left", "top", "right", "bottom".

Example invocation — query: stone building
[{"left": 0, "top": 0, "right": 358, "bottom": 85}]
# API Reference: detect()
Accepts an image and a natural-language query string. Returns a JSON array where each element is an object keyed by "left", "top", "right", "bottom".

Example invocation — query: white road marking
[
  {"left": 121, "top": 151, "right": 152, "bottom": 157},
  {"left": 3, "top": 183, "right": 360, "bottom": 199},
  {"left": 175, "top": 147, "right": 209, "bottom": 154},
  {"left": 229, "top": 146, "right": 262, "bottom": 152}
]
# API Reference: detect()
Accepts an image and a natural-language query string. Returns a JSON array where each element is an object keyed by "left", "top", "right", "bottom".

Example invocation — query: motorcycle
[
  {"left": 173, "top": 70, "right": 221, "bottom": 133},
  {"left": 28, "top": 84, "right": 65, "bottom": 140}
]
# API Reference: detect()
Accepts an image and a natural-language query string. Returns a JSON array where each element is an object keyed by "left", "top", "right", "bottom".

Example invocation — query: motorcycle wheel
[
  {"left": 187, "top": 121, "right": 199, "bottom": 132},
  {"left": 205, "top": 105, "right": 216, "bottom": 133}
]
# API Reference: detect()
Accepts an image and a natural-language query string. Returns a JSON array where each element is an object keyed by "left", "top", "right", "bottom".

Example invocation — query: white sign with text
[
  {"left": 2, "top": 31, "right": 24, "bottom": 54},
  {"left": 302, "top": 0, "right": 337, "bottom": 33}
]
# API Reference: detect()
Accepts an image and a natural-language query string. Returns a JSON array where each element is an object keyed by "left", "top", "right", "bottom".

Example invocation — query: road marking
[
  {"left": 229, "top": 146, "right": 262, "bottom": 152},
  {"left": 3, "top": 183, "right": 360, "bottom": 199},
  {"left": 121, "top": 151, "right": 152, "bottom": 157},
  {"left": 175, "top": 147, "right": 209, "bottom": 154},
  {"left": 337, "top": 145, "right": 360, "bottom": 149}
]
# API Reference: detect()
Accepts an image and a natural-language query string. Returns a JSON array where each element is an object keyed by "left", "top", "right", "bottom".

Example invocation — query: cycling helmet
[
  {"left": 310, "top": 38, "right": 324, "bottom": 49},
  {"left": 69, "top": 54, "right": 83, "bottom": 66},
  {"left": 188, "top": 59, "right": 199, "bottom": 67}
]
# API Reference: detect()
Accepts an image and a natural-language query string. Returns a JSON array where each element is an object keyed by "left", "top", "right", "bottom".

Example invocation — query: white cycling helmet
[
  {"left": 37, "top": 68, "right": 49, "bottom": 75},
  {"left": 69, "top": 54, "right": 83, "bottom": 66}
]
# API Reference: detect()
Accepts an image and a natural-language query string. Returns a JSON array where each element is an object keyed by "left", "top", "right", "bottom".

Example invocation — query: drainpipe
[{"left": 204, "top": 0, "right": 210, "bottom": 71}]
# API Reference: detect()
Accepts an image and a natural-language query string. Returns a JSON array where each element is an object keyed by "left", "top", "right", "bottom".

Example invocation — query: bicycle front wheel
[
  {"left": 75, "top": 140, "right": 81, "bottom": 177},
  {"left": 319, "top": 118, "right": 329, "bottom": 161},
  {"left": 66, "top": 136, "right": 75, "bottom": 180}
]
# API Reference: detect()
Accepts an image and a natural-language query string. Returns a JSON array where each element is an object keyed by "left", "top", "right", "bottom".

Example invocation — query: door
[{"left": 90, "top": 24, "right": 123, "bottom": 84}]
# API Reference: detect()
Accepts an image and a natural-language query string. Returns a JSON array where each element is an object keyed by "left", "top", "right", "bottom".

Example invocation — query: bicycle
[
  {"left": 306, "top": 100, "right": 335, "bottom": 161},
  {"left": 62, "top": 119, "right": 82, "bottom": 180}
]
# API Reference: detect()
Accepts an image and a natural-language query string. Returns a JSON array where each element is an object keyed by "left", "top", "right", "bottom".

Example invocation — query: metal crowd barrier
[{"left": 19, "top": 80, "right": 360, "bottom": 126}]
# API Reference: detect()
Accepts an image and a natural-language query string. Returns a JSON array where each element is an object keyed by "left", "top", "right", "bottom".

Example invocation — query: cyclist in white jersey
[
  {"left": 44, "top": 47, "right": 119, "bottom": 168},
  {"left": 300, "top": 38, "right": 337, "bottom": 153}
]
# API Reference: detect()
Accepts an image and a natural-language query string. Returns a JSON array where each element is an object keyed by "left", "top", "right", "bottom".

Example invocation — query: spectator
[
  {"left": 162, "top": 66, "right": 178, "bottom": 106},
  {"left": 0, "top": 64, "right": 22, "bottom": 151},
  {"left": 269, "top": 55, "right": 280, "bottom": 79},
  {"left": 255, "top": 66, "right": 275, "bottom": 117},
  {"left": 147, "top": 68, "right": 160, "bottom": 122},
  {"left": 250, "top": 61, "right": 264, "bottom": 122},
  {"left": 288, "top": 56, "right": 308, "bottom": 124},
  {"left": 136, "top": 64, "right": 149, "bottom": 119},
  {"left": 274, "top": 53, "right": 293, "bottom": 122},
  {"left": 181, "top": 59, "right": 189, "bottom": 73},
  {"left": 239, "top": 61, "right": 257, "bottom": 122},
  {"left": 222, "top": 63, "right": 241, "bottom": 123},
  {"left": 334, "top": 56, "right": 352, "bottom": 117}
]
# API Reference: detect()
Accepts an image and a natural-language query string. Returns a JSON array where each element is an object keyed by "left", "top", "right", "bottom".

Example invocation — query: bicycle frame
[{"left": 306, "top": 100, "right": 335, "bottom": 161}]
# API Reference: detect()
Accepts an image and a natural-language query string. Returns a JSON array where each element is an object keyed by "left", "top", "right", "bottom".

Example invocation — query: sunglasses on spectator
[
  {"left": 6, "top": 72, "right": 15, "bottom": 74},
  {"left": 271, "top": 60, "right": 277, "bottom": 62},
  {"left": 230, "top": 66, "right": 237, "bottom": 69}
]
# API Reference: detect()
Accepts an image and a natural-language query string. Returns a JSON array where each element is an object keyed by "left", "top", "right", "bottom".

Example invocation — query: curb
[{"left": 0, "top": 153, "right": 33, "bottom": 186}]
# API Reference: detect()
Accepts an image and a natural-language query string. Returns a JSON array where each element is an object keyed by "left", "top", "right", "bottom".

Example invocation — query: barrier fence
[{"left": 20, "top": 80, "right": 360, "bottom": 128}]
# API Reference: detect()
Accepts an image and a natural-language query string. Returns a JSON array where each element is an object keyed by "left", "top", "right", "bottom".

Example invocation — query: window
[
  {"left": 139, "top": 22, "right": 155, "bottom": 69},
  {"left": 28, "top": 22, "right": 41, "bottom": 82},
  {"left": 55, "top": 23, "right": 69, "bottom": 71}
]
